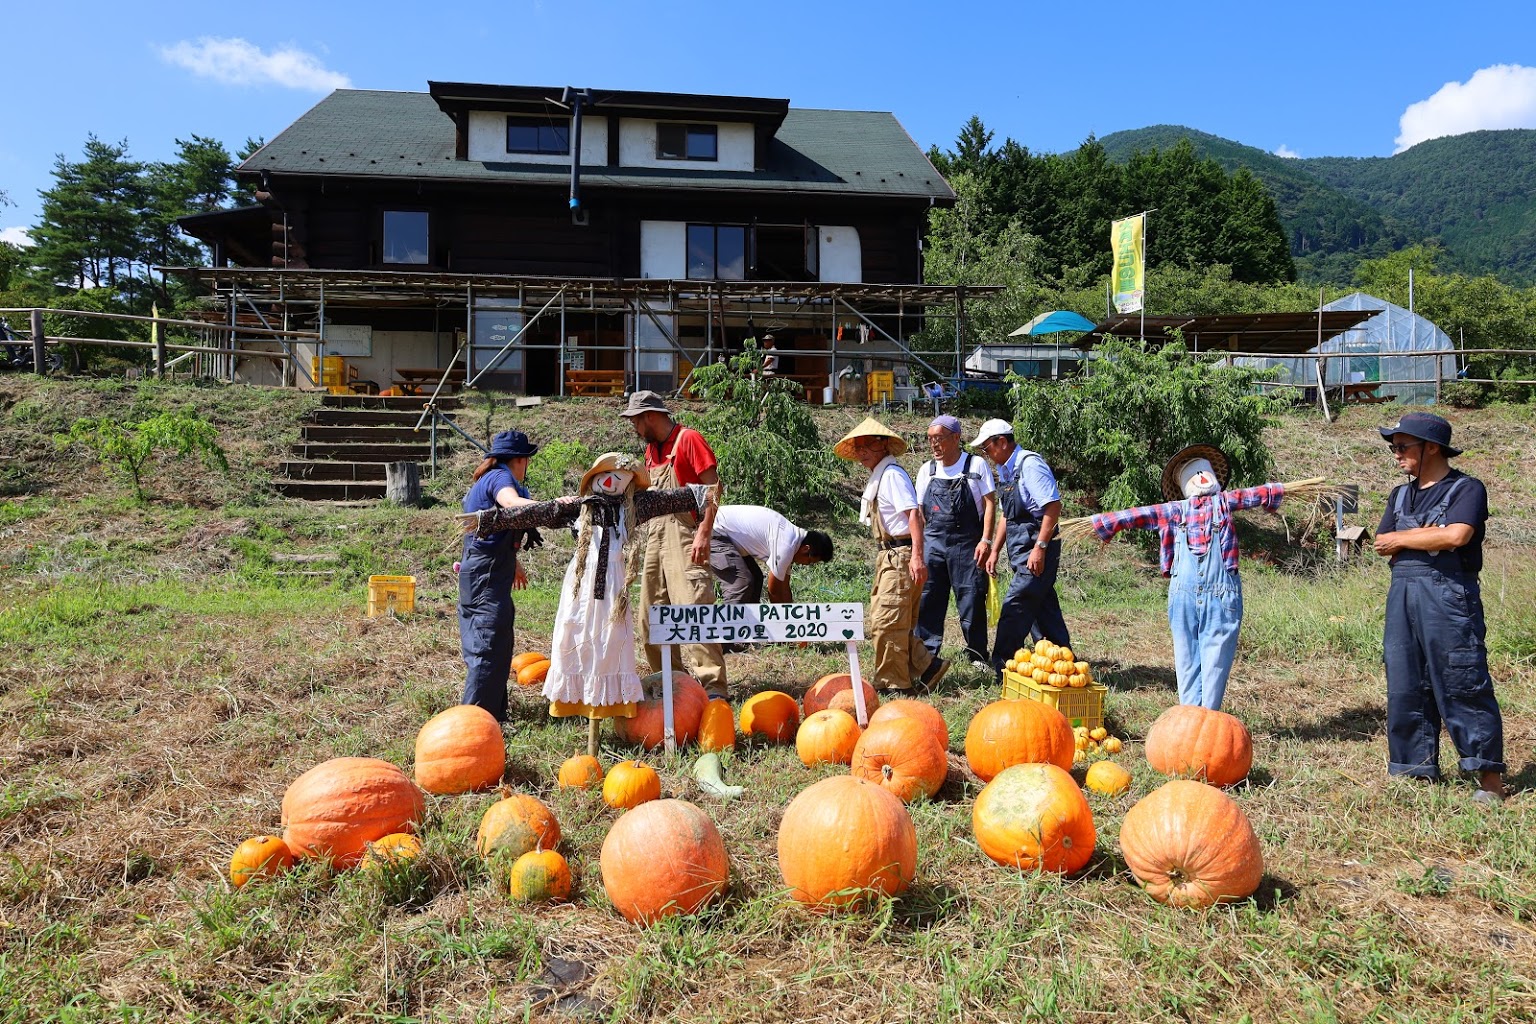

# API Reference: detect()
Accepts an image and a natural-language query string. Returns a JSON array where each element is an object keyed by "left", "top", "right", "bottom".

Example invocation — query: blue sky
[{"left": 3, "top": 0, "right": 1534, "bottom": 244}]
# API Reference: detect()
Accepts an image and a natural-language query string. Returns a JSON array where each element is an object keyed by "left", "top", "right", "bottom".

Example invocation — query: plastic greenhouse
[{"left": 1245, "top": 293, "right": 1457, "bottom": 405}]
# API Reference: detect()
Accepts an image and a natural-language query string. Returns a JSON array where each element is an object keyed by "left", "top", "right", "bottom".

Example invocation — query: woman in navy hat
[{"left": 458, "top": 429, "right": 540, "bottom": 721}]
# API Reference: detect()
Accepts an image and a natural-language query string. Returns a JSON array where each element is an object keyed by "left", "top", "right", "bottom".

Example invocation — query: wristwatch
[{"left": 1034, "top": 540, "right": 1049, "bottom": 549}]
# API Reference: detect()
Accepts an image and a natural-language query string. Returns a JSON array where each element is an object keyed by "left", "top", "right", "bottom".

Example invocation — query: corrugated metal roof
[{"left": 241, "top": 89, "right": 954, "bottom": 201}]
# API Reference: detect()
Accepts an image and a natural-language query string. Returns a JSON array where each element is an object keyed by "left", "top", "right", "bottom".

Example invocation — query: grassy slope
[{"left": 2, "top": 379, "right": 1534, "bottom": 1023}]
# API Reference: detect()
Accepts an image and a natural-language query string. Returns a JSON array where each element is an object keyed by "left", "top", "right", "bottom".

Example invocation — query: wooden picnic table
[
  {"left": 393, "top": 366, "right": 466, "bottom": 394},
  {"left": 1342, "top": 382, "right": 1390, "bottom": 404},
  {"left": 564, "top": 369, "right": 625, "bottom": 396}
]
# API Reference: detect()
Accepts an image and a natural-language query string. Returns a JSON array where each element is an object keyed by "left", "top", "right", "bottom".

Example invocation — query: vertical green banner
[{"left": 1111, "top": 214, "right": 1145, "bottom": 314}]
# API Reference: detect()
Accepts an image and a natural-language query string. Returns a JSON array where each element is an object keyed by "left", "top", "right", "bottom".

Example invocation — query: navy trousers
[
  {"left": 991, "top": 538, "right": 1071, "bottom": 672},
  {"left": 1383, "top": 562, "right": 1505, "bottom": 778},
  {"left": 459, "top": 534, "right": 516, "bottom": 722}
]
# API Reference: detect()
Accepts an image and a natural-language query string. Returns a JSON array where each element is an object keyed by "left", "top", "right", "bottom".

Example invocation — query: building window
[
  {"left": 687, "top": 224, "right": 745, "bottom": 280},
  {"left": 506, "top": 117, "right": 570, "bottom": 155},
  {"left": 382, "top": 211, "right": 429, "bottom": 265},
  {"left": 657, "top": 123, "right": 718, "bottom": 161}
]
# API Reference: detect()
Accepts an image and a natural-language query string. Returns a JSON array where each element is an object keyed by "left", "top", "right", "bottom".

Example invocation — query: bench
[
  {"left": 394, "top": 366, "right": 467, "bottom": 395},
  {"left": 564, "top": 369, "right": 625, "bottom": 396},
  {"left": 1343, "top": 382, "right": 1391, "bottom": 405}
]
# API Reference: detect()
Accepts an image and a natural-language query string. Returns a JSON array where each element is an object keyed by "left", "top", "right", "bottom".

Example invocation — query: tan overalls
[{"left": 866, "top": 463, "right": 935, "bottom": 690}]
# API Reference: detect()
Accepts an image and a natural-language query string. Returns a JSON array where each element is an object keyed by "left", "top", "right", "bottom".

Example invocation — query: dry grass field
[{"left": 1, "top": 378, "right": 1533, "bottom": 1023}]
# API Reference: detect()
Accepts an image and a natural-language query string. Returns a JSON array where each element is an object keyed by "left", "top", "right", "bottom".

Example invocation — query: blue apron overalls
[
  {"left": 459, "top": 467, "right": 530, "bottom": 722},
  {"left": 990, "top": 449, "right": 1072, "bottom": 674},
  {"left": 917, "top": 454, "right": 989, "bottom": 662},
  {"left": 1382, "top": 477, "right": 1505, "bottom": 778},
  {"left": 1166, "top": 497, "right": 1243, "bottom": 710}
]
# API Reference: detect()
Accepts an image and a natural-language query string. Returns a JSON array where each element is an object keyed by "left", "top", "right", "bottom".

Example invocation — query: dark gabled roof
[
  {"left": 428, "top": 82, "right": 791, "bottom": 133},
  {"left": 1082, "top": 310, "right": 1383, "bottom": 355},
  {"left": 239, "top": 89, "right": 954, "bottom": 202}
]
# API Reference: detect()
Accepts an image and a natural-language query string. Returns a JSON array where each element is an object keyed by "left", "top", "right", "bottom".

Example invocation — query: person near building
[
  {"left": 710, "top": 504, "right": 833, "bottom": 605},
  {"left": 457, "top": 429, "right": 541, "bottom": 722},
  {"left": 620, "top": 390, "right": 728, "bottom": 699},
  {"left": 1373, "top": 413, "right": 1506, "bottom": 805},
  {"left": 760, "top": 334, "right": 780, "bottom": 379},
  {"left": 834, "top": 417, "right": 948, "bottom": 692},
  {"left": 969, "top": 418, "right": 1072, "bottom": 678},
  {"left": 914, "top": 415, "right": 997, "bottom": 666}
]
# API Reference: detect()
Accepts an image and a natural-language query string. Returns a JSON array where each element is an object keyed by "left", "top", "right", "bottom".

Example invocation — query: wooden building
[{"left": 175, "top": 82, "right": 979, "bottom": 398}]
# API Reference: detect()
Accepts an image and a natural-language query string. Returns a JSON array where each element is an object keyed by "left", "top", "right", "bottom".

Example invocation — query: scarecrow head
[
  {"left": 1162, "top": 444, "right": 1230, "bottom": 501},
  {"left": 579, "top": 453, "right": 650, "bottom": 497}
]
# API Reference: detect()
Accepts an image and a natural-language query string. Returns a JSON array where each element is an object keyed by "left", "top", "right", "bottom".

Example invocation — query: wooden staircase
[{"left": 276, "top": 393, "right": 461, "bottom": 500}]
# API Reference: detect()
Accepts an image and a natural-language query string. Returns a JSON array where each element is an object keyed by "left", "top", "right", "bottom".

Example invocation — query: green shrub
[
  {"left": 1439, "top": 380, "right": 1487, "bottom": 408},
  {"left": 526, "top": 438, "right": 592, "bottom": 497},
  {"left": 56, "top": 409, "right": 229, "bottom": 503}
]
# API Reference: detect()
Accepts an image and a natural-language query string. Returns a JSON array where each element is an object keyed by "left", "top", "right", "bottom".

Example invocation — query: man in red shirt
[{"left": 620, "top": 391, "right": 728, "bottom": 698}]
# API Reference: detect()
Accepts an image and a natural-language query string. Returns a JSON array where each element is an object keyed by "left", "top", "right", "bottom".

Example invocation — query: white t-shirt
[
  {"left": 915, "top": 453, "right": 995, "bottom": 515},
  {"left": 863, "top": 460, "right": 920, "bottom": 538},
  {"left": 713, "top": 505, "right": 806, "bottom": 582}
]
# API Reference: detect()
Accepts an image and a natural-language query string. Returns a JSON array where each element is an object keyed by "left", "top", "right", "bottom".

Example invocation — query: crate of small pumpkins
[{"left": 1002, "top": 638, "right": 1108, "bottom": 731}]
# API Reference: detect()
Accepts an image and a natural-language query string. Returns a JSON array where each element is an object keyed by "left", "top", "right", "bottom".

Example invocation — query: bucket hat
[
  {"left": 618, "top": 390, "right": 671, "bottom": 418},
  {"left": 1378, "top": 412, "right": 1461, "bottom": 458},
  {"left": 488, "top": 429, "right": 538, "bottom": 459},
  {"left": 833, "top": 417, "right": 909, "bottom": 460},
  {"left": 1161, "top": 444, "right": 1230, "bottom": 502},
  {"left": 579, "top": 452, "right": 651, "bottom": 495}
]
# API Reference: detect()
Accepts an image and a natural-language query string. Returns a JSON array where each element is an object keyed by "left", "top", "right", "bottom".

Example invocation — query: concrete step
[
  {"left": 293, "top": 442, "right": 441, "bottom": 462},
  {"left": 278, "top": 460, "right": 395, "bottom": 481},
  {"left": 310, "top": 408, "right": 433, "bottom": 427},
  {"left": 301, "top": 424, "right": 434, "bottom": 443},
  {"left": 273, "top": 478, "right": 388, "bottom": 501},
  {"left": 320, "top": 394, "right": 461, "bottom": 411}
]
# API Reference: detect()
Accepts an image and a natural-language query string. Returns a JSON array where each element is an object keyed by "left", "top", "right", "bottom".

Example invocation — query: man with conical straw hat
[{"left": 834, "top": 418, "right": 949, "bottom": 692}]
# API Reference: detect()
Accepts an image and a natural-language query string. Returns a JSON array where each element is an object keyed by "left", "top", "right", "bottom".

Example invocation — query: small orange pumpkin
[
  {"left": 614, "top": 673, "right": 710, "bottom": 749},
  {"left": 600, "top": 799, "right": 728, "bottom": 923},
  {"left": 281, "top": 757, "right": 426, "bottom": 868},
  {"left": 511, "top": 652, "right": 549, "bottom": 672},
  {"left": 849, "top": 716, "right": 948, "bottom": 803},
  {"left": 1144, "top": 705, "right": 1253, "bottom": 787},
  {"left": 413, "top": 704, "right": 505, "bottom": 795},
  {"left": 476, "top": 793, "right": 561, "bottom": 860},
  {"left": 796, "top": 709, "right": 862, "bottom": 767},
  {"left": 868, "top": 698, "right": 949, "bottom": 751},
  {"left": 360, "top": 832, "right": 423, "bottom": 873},
  {"left": 698, "top": 699, "right": 736, "bottom": 753},
  {"left": 603, "top": 760, "right": 662, "bottom": 810},
  {"left": 1119, "top": 780, "right": 1264, "bottom": 908},
  {"left": 509, "top": 849, "right": 573, "bottom": 902},
  {"left": 740, "top": 691, "right": 800, "bottom": 743},
  {"left": 777, "top": 776, "right": 916, "bottom": 910},
  {"left": 964, "top": 700, "right": 1075, "bottom": 781},
  {"left": 229, "top": 835, "right": 294, "bottom": 888},
  {"left": 802, "top": 673, "right": 880, "bottom": 720},
  {"left": 1085, "top": 761, "right": 1133, "bottom": 796},
  {"left": 973, "top": 763, "right": 1096, "bottom": 873},
  {"left": 557, "top": 754, "right": 604, "bottom": 790},
  {"left": 516, "top": 659, "right": 551, "bottom": 687}
]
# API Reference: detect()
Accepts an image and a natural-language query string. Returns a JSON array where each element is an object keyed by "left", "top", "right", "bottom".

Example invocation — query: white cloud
[
  {"left": 157, "top": 37, "right": 351, "bottom": 92},
  {"left": 1, "top": 226, "right": 31, "bottom": 248},
  {"left": 1273, "top": 144, "right": 1302, "bottom": 159},
  {"left": 1395, "top": 64, "right": 1536, "bottom": 152}
]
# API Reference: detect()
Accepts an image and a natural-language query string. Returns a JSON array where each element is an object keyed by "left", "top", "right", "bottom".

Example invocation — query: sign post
[{"left": 647, "top": 602, "right": 869, "bottom": 752}]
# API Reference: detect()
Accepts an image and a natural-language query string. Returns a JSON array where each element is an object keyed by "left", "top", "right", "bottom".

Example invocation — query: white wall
[
  {"left": 467, "top": 111, "right": 609, "bottom": 165},
  {"left": 640, "top": 221, "right": 688, "bottom": 279},
  {"left": 618, "top": 119, "right": 754, "bottom": 171},
  {"left": 818, "top": 226, "right": 863, "bottom": 283}
]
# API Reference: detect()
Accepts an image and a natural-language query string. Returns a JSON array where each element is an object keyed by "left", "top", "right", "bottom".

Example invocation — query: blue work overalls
[
  {"left": 1167, "top": 498, "right": 1243, "bottom": 710},
  {"left": 459, "top": 467, "right": 529, "bottom": 722},
  {"left": 1382, "top": 478, "right": 1505, "bottom": 778},
  {"left": 917, "top": 454, "right": 989, "bottom": 662},
  {"left": 990, "top": 450, "right": 1072, "bottom": 675}
]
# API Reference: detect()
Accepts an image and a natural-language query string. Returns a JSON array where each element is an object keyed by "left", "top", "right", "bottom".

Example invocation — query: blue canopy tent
[{"left": 1009, "top": 310, "right": 1098, "bottom": 337}]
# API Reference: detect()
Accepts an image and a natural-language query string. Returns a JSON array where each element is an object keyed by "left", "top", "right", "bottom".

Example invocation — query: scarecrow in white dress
[{"left": 458, "top": 452, "right": 714, "bottom": 753}]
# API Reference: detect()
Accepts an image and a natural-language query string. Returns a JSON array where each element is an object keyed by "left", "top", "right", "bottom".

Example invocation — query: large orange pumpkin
[
  {"left": 777, "top": 776, "right": 917, "bottom": 910},
  {"left": 600, "top": 799, "right": 729, "bottom": 924},
  {"left": 229, "top": 835, "right": 294, "bottom": 888},
  {"left": 614, "top": 672, "right": 709, "bottom": 749},
  {"left": 739, "top": 690, "right": 800, "bottom": 743},
  {"left": 557, "top": 754, "right": 604, "bottom": 790},
  {"left": 511, "top": 651, "right": 549, "bottom": 672},
  {"left": 964, "top": 700, "right": 1075, "bottom": 781},
  {"left": 413, "top": 704, "right": 505, "bottom": 795},
  {"left": 698, "top": 699, "right": 736, "bottom": 753},
  {"left": 849, "top": 717, "right": 947, "bottom": 803},
  {"left": 796, "top": 709, "right": 862, "bottom": 767},
  {"left": 972, "top": 763, "right": 1096, "bottom": 873},
  {"left": 803, "top": 673, "right": 880, "bottom": 721},
  {"left": 603, "top": 760, "right": 662, "bottom": 810},
  {"left": 476, "top": 793, "right": 561, "bottom": 859},
  {"left": 868, "top": 698, "right": 949, "bottom": 752},
  {"left": 1144, "top": 705, "right": 1253, "bottom": 788},
  {"left": 281, "top": 757, "right": 425, "bottom": 868},
  {"left": 1119, "top": 780, "right": 1264, "bottom": 908}
]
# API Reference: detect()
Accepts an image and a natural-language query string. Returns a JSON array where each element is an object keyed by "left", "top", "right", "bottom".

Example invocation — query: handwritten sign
[{"left": 647, "top": 603, "right": 864, "bottom": 646}]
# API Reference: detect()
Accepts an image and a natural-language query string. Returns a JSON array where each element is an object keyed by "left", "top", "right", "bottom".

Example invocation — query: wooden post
[
  {"left": 384, "top": 462, "right": 421, "bottom": 506},
  {"left": 29, "top": 309, "right": 45, "bottom": 375},
  {"left": 153, "top": 310, "right": 166, "bottom": 379}
]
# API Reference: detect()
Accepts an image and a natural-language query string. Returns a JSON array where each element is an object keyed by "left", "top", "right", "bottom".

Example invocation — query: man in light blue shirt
[{"left": 970, "top": 418, "right": 1073, "bottom": 680}]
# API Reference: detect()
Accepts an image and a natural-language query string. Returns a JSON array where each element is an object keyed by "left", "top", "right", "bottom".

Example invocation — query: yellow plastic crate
[
  {"left": 866, "top": 370, "right": 895, "bottom": 403},
  {"left": 367, "top": 575, "right": 416, "bottom": 617},
  {"left": 1002, "top": 670, "right": 1107, "bottom": 730}
]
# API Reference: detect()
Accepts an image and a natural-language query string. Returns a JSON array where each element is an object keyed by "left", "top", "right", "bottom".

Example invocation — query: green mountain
[{"left": 1099, "top": 125, "right": 1536, "bottom": 284}]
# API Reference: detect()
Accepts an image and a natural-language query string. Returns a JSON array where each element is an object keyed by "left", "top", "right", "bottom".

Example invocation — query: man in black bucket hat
[{"left": 1374, "top": 413, "right": 1506, "bottom": 805}]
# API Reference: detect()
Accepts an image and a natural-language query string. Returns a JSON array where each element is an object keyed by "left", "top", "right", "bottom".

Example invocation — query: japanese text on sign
[{"left": 647, "top": 603, "right": 864, "bottom": 645}]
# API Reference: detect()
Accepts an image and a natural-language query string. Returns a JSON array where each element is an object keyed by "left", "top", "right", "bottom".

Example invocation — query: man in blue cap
[
  {"left": 1374, "top": 413, "right": 1506, "bottom": 805},
  {"left": 458, "top": 429, "right": 541, "bottom": 722}
]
